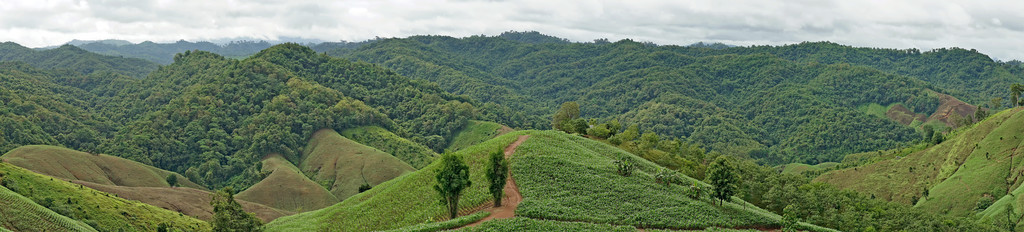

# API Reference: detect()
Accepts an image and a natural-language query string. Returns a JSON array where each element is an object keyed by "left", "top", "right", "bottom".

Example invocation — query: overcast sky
[{"left": 2, "top": 0, "right": 1023, "bottom": 60}]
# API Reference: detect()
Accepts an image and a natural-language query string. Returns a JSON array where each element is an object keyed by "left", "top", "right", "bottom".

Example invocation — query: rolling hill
[
  {"left": 236, "top": 153, "right": 340, "bottom": 213},
  {"left": 0, "top": 42, "right": 158, "bottom": 78},
  {"left": 0, "top": 185, "right": 97, "bottom": 232},
  {"left": 1, "top": 145, "right": 203, "bottom": 189},
  {"left": 301, "top": 128, "right": 415, "bottom": 200},
  {"left": 816, "top": 107, "right": 1024, "bottom": 222}
]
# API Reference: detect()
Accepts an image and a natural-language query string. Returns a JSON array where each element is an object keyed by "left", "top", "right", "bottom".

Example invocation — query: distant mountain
[{"left": 0, "top": 42, "right": 157, "bottom": 77}]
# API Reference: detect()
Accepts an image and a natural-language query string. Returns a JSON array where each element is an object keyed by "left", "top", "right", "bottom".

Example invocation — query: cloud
[{"left": 2, "top": 0, "right": 1024, "bottom": 60}]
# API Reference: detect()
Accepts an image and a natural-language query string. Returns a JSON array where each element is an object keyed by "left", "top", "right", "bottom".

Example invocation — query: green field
[
  {"left": 0, "top": 185, "right": 97, "bottom": 232},
  {"left": 264, "top": 132, "right": 522, "bottom": 231},
  {"left": 301, "top": 129, "right": 415, "bottom": 200},
  {"left": 236, "top": 153, "right": 339, "bottom": 212},
  {"left": 342, "top": 126, "right": 439, "bottom": 169},
  {"left": 1, "top": 145, "right": 204, "bottom": 189},
  {"left": 0, "top": 162, "right": 210, "bottom": 231},
  {"left": 446, "top": 120, "right": 510, "bottom": 152}
]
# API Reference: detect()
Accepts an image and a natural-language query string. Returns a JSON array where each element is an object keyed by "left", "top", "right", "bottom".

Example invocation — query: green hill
[
  {"left": 341, "top": 126, "right": 438, "bottom": 169},
  {"left": 0, "top": 185, "right": 97, "bottom": 232},
  {"left": 301, "top": 129, "right": 415, "bottom": 200},
  {"left": 266, "top": 131, "right": 820, "bottom": 231},
  {"left": 816, "top": 108, "right": 1024, "bottom": 217},
  {"left": 236, "top": 153, "right": 339, "bottom": 213},
  {"left": 0, "top": 162, "right": 210, "bottom": 231},
  {"left": 1, "top": 145, "right": 203, "bottom": 189},
  {"left": 446, "top": 120, "right": 513, "bottom": 152},
  {"left": 0, "top": 42, "right": 157, "bottom": 78}
]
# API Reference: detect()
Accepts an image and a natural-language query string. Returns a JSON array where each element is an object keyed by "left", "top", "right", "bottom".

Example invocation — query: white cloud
[{"left": 2, "top": 0, "right": 1024, "bottom": 60}]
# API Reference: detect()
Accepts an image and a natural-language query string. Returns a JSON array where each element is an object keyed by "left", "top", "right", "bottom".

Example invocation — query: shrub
[{"left": 613, "top": 157, "right": 635, "bottom": 177}]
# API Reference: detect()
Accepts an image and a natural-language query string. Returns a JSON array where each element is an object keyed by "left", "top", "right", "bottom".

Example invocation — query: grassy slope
[
  {"left": 780, "top": 162, "right": 839, "bottom": 175},
  {"left": 0, "top": 162, "right": 210, "bottom": 231},
  {"left": 236, "top": 153, "right": 339, "bottom": 213},
  {"left": 73, "top": 180, "right": 292, "bottom": 223},
  {"left": 816, "top": 108, "right": 1024, "bottom": 214},
  {"left": 268, "top": 130, "right": 824, "bottom": 231},
  {"left": 445, "top": 120, "right": 510, "bottom": 152},
  {"left": 0, "top": 185, "right": 97, "bottom": 232},
  {"left": 513, "top": 131, "right": 781, "bottom": 229},
  {"left": 301, "top": 129, "right": 415, "bottom": 200},
  {"left": 265, "top": 132, "right": 521, "bottom": 231},
  {"left": 341, "top": 126, "right": 439, "bottom": 169},
  {"left": 0, "top": 145, "right": 204, "bottom": 189}
]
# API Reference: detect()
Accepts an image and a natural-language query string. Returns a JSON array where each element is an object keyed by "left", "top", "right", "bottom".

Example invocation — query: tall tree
[
  {"left": 486, "top": 150, "right": 509, "bottom": 207},
  {"left": 707, "top": 156, "right": 740, "bottom": 206},
  {"left": 1012, "top": 84, "right": 1024, "bottom": 107},
  {"left": 551, "top": 101, "right": 580, "bottom": 132},
  {"left": 166, "top": 174, "right": 178, "bottom": 187},
  {"left": 211, "top": 187, "right": 263, "bottom": 232},
  {"left": 434, "top": 153, "right": 472, "bottom": 219}
]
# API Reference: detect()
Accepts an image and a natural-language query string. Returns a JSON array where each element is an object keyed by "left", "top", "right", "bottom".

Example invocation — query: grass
[
  {"left": 446, "top": 120, "right": 510, "bottom": 152},
  {"left": 264, "top": 132, "right": 522, "bottom": 231},
  {"left": 0, "top": 145, "right": 203, "bottom": 189},
  {"left": 512, "top": 131, "right": 782, "bottom": 229},
  {"left": 383, "top": 211, "right": 490, "bottom": 232},
  {"left": 342, "top": 126, "right": 439, "bottom": 169},
  {"left": 236, "top": 153, "right": 339, "bottom": 213},
  {"left": 301, "top": 129, "right": 415, "bottom": 200},
  {"left": 73, "top": 180, "right": 292, "bottom": 223},
  {"left": 780, "top": 162, "right": 839, "bottom": 175},
  {"left": 0, "top": 185, "right": 97, "bottom": 232},
  {"left": 0, "top": 162, "right": 210, "bottom": 231},
  {"left": 452, "top": 218, "right": 636, "bottom": 231},
  {"left": 816, "top": 108, "right": 1024, "bottom": 214},
  {"left": 856, "top": 103, "right": 892, "bottom": 119}
]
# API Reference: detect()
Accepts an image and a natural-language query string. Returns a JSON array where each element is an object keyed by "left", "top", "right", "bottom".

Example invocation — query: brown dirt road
[{"left": 456, "top": 135, "right": 529, "bottom": 229}]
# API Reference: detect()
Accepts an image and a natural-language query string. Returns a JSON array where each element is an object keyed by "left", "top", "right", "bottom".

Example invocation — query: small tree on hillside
[
  {"left": 782, "top": 204, "right": 800, "bottom": 232},
  {"left": 211, "top": 187, "right": 263, "bottom": 232},
  {"left": 707, "top": 156, "right": 739, "bottom": 206},
  {"left": 486, "top": 150, "right": 508, "bottom": 207},
  {"left": 435, "top": 153, "right": 471, "bottom": 220},
  {"left": 166, "top": 174, "right": 178, "bottom": 187},
  {"left": 1012, "top": 84, "right": 1024, "bottom": 107},
  {"left": 551, "top": 101, "right": 581, "bottom": 132}
]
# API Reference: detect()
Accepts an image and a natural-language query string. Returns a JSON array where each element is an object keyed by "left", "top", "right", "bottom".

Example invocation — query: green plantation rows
[
  {"left": 455, "top": 218, "right": 636, "bottom": 231},
  {"left": 511, "top": 131, "right": 780, "bottom": 229},
  {"left": 384, "top": 212, "right": 489, "bottom": 232},
  {"left": 0, "top": 185, "right": 97, "bottom": 232}
]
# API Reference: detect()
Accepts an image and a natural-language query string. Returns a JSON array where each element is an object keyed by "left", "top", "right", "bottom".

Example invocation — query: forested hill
[
  {"left": 75, "top": 39, "right": 370, "bottom": 65},
  {"left": 0, "top": 42, "right": 157, "bottom": 78},
  {"left": 327, "top": 34, "right": 993, "bottom": 164},
  {"left": 0, "top": 43, "right": 515, "bottom": 190}
]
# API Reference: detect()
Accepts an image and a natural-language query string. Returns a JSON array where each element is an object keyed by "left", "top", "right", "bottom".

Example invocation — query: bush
[
  {"left": 358, "top": 183, "right": 372, "bottom": 193},
  {"left": 613, "top": 157, "right": 636, "bottom": 177}
]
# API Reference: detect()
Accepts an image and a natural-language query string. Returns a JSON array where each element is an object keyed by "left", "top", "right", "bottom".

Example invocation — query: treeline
[{"left": 337, "top": 35, "right": 955, "bottom": 164}]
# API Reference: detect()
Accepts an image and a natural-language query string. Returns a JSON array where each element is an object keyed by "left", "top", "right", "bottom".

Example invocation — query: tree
[
  {"left": 551, "top": 101, "right": 580, "bottom": 132},
  {"left": 435, "top": 153, "right": 471, "bottom": 219},
  {"left": 993, "top": 97, "right": 1004, "bottom": 110},
  {"left": 782, "top": 204, "right": 799, "bottom": 232},
  {"left": 975, "top": 105, "right": 989, "bottom": 122},
  {"left": 922, "top": 124, "right": 935, "bottom": 142},
  {"left": 211, "top": 187, "right": 263, "bottom": 232},
  {"left": 486, "top": 150, "right": 508, "bottom": 207},
  {"left": 166, "top": 174, "right": 178, "bottom": 187},
  {"left": 1012, "top": 84, "right": 1024, "bottom": 107},
  {"left": 707, "top": 156, "right": 739, "bottom": 206}
]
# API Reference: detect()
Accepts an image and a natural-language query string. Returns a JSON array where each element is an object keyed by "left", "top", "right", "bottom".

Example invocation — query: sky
[{"left": 2, "top": 0, "right": 1023, "bottom": 60}]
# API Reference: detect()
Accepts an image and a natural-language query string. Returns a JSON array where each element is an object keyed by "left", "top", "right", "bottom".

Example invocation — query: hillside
[
  {"left": 446, "top": 120, "right": 514, "bottom": 152},
  {"left": 72, "top": 180, "right": 292, "bottom": 222},
  {"left": 0, "top": 162, "right": 210, "bottom": 231},
  {"left": 816, "top": 108, "right": 1024, "bottom": 218},
  {"left": 236, "top": 153, "right": 339, "bottom": 213},
  {"left": 1, "top": 145, "right": 203, "bottom": 189},
  {"left": 0, "top": 185, "right": 97, "bottom": 232},
  {"left": 333, "top": 34, "right": 979, "bottom": 164},
  {"left": 301, "top": 129, "right": 415, "bottom": 200},
  {"left": 341, "top": 126, "right": 438, "bottom": 169},
  {"left": 0, "top": 42, "right": 157, "bottom": 78},
  {"left": 266, "top": 131, "right": 822, "bottom": 231}
]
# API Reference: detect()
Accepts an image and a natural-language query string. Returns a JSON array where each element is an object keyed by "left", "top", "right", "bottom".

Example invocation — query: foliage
[
  {"left": 551, "top": 101, "right": 580, "bottom": 132},
  {"left": 613, "top": 157, "right": 636, "bottom": 177},
  {"left": 454, "top": 217, "right": 636, "bottom": 232},
  {"left": 166, "top": 174, "right": 178, "bottom": 187},
  {"left": 212, "top": 187, "right": 263, "bottom": 232},
  {"left": 485, "top": 149, "right": 508, "bottom": 207},
  {"left": 0, "top": 185, "right": 98, "bottom": 232},
  {"left": 435, "top": 153, "right": 472, "bottom": 220},
  {"left": 382, "top": 212, "right": 489, "bottom": 232},
  {"left": 781, "top": 205, "right": 799, "bottom": 232},
  {"left": 0, "top": 42, "right": 158, "bottom": 78},
  {"left": 708, "top": 156, "right": 740, "bottom": 206}
]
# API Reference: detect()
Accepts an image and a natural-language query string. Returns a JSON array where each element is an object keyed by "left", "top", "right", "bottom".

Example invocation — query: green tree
[
  {"left": 486, "top": 150, "right": 508, "bottom": 207},
  {"left": 782, "top": 204, "right": 799, "bottom": 232},
  {"left": 922, "top": 124, "right": 935, "bottom": 142},
  {"left": 211, "top": 187, "right": 263, "bottom": 232},
  {"left": 551, "top": 101, "right": 580, "bottom": 132},
  {"left": 434, "top": 153, "right": 472, "bottom": 219},
  {"left": 707, "top": 156, "right": 739, "bottom": 206},
  {"left": 993, "top": 97, "right": 1004, "bottom": 110},
  {"left": 166, "top": 174, "right": 178, "bottom": 187},
  {"left": 1012, "top": 83, "right": 1024, "bottom": 107}
]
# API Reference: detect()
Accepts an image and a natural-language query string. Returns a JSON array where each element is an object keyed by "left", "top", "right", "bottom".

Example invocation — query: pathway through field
[{"left": 456, "top": 135, "right": 529, "bottom": 229}]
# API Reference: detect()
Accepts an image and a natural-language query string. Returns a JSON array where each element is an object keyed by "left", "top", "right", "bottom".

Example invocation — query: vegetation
[
  {"left": 0, "top": 42, "right": 158, "bottom": 77},
  {"left": 212, "top": 187, "right": 263, "bottom": 232},
  {"left": 300, "top": 129, "right": 414, "bottom": 200},
  {"left": 0, "top": 185, "right": 97, "bottom": 232},
  {"left": 383, "top": 212, "right": 489, "bottom": 232},
  {"left": 435, "top": 153, "right": 472, "bottom": 220},
  {"left": 235, "top": 154, "right": 338, "bottom": 212},
  {"left": 708, "top": 156, "right": 740, "bottom": 206},
  {"left": 485, "top": 150, "right": 508, "bottom": 207},
  {"left": 446, "top": 121, "right": 510, "bottom": 152},
  {"left": 454, "top": 218, "right": 636, "bottom": 231}
]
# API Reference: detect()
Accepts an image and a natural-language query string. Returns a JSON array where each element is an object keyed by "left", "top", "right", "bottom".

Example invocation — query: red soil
[{"left": 456, "top": 135, "right": 529, "bottom": 228}]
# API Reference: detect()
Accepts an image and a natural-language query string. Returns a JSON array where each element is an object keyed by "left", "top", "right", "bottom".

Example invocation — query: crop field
[
  {"left": 512, "top": 131, "right": 781, "bottom": 229},
  {"left": 453, "top": 218, "right": 637, "bottom": 231},
  {"left": 383, "top": 211, "right": 490, "bottom": 232},
  {"left": 0, "top": 185, "right": 97, "bottom": 232},
  {"left": 0, "top": 162, "right": 210, "bottom": 231},
  {"left": 264, "top": 132, "right": 523, "bottom": 231},
  {"left": 342, "top": 126, "right": 439, "bottom": 169},
  {"left": 0, "top": 145, "right": 204, "bottom": 189},
  {"left": 236, "top": 153, "right": 339, "bottom": 212},
  {"left": 446, "top": 120, "right": 508, "bottom": 152}
]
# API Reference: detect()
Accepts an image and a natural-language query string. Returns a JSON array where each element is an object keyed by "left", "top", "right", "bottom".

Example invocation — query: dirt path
[{"left": 455, "top": 135, "right": 529, "bottom": 229}]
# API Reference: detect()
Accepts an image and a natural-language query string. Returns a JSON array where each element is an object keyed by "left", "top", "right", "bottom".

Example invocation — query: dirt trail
[{"left": 455, "top": 135, "right": 529, "bottom": 229}]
